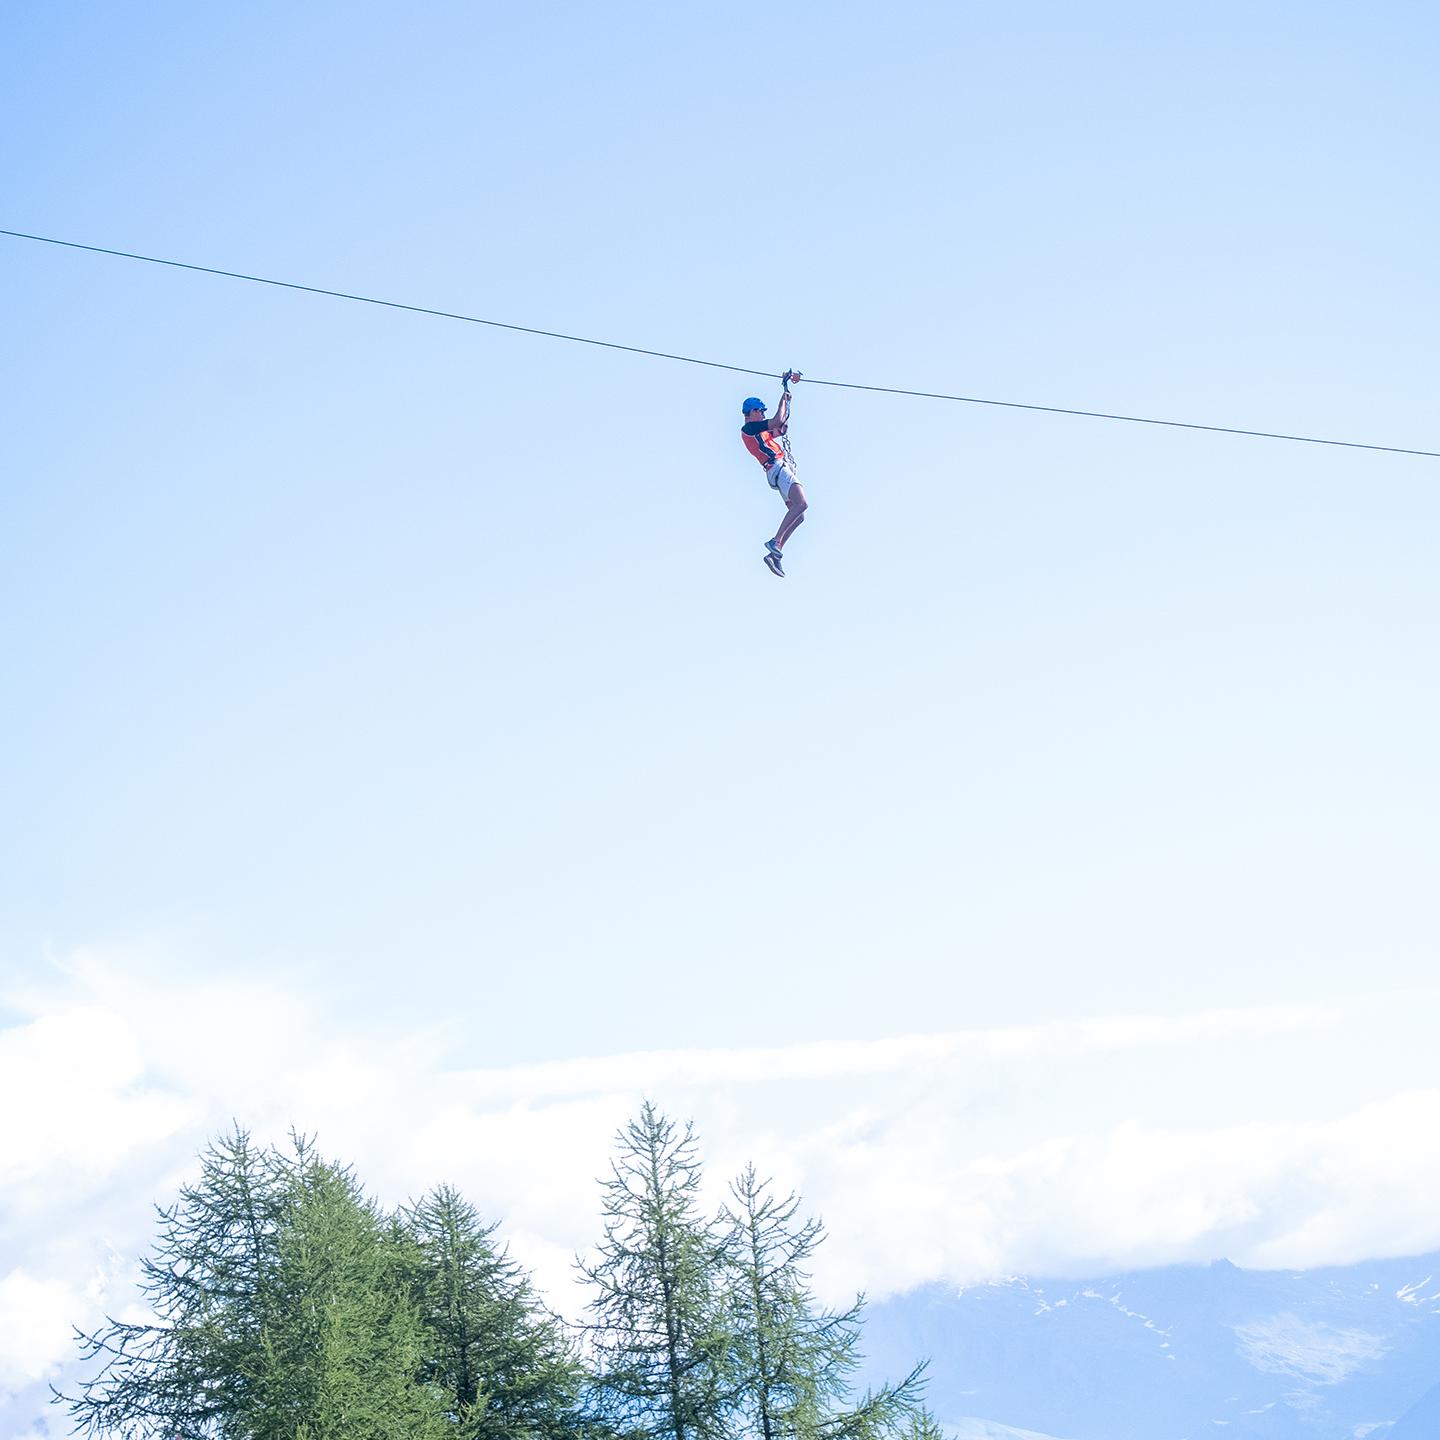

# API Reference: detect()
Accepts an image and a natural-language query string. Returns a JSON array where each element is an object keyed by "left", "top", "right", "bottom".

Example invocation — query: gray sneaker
[{"left": 763, "top": 549, "right": 785, "bottom": 577}]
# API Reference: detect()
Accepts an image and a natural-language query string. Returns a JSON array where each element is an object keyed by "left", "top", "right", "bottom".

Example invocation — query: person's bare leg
[{"left": 773, "top": 484, "right": 808, "bottom": 551}]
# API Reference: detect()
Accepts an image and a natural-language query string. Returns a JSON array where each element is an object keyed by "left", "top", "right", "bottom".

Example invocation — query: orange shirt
[{"left": 741, "top": 420, "right": 787, "bottom": 471}]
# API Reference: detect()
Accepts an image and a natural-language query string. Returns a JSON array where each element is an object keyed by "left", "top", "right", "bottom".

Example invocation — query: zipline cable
[
  {"left": 2, "top": 230, "right": 769, "bottom": 379},
  {"left": 5, "top": 227, "right": 1437, "bottom": 461}
]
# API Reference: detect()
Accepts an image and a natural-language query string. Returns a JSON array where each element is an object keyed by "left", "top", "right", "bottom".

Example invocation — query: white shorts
[{"left": 767, "top": 462, "right": 799, "bottom": 501}]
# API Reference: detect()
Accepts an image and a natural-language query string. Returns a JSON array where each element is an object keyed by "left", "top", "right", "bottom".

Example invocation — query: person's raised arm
[{"left": 774, "top": 370, "right": 800, "bottom": 429}]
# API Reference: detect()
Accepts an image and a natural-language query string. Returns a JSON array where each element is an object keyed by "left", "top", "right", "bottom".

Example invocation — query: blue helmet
[{"left": 742, "top": 397, "right": 765, "bottom": 415}]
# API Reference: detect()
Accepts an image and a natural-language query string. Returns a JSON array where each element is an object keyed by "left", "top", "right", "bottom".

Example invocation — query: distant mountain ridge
[
  {"left": 861, "top": 1252, "right": 1440, "bottom": 1440},
  {"left": 1389, "top": 1378, "right": 1440, "bottom": 1438}
]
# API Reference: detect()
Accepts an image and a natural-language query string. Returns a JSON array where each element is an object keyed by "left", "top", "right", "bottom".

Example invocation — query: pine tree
[
  {"left": 400, "top": 1183, "right": 583, "bottom": 1440},
  {"left": 578, "top": 1103, "right": 736, "bottom": 1440},
  {"left": 723, "top": 1165, "right": 925, "bottom": 1440}
]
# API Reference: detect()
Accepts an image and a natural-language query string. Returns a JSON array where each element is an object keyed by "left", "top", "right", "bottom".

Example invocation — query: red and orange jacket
[{"left": 741, "top": 418, "right": 789, "bottom": 472}]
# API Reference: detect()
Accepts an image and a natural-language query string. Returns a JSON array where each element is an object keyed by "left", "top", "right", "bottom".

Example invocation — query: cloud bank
[{"left": 4, "top": 948, "right": 1440, "bottom": 1430}]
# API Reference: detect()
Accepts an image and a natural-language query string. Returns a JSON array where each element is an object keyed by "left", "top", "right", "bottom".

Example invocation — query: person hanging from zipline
[{"left": 740, "top": 369, "right": 806, "bottom": 577}]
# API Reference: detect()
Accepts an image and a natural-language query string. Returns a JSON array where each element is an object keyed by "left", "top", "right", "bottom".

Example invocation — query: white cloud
[
  {"left": 450, "top": 1000, "right": 1343, "bottom": 1105},
  {"left": 0, "top": 1269, "right": 85, "bottom": 1395},
  {"left": 0, "top": 1006, "right": 190, "bottom": 1188},
  {"left": 793, "top": 1092, "right": 1440, "bottom": 1301}
]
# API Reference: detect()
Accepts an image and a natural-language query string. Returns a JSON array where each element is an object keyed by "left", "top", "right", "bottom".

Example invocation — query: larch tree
[
  {"left": 62, "top": 1126, "right": 288, "bottom": 1438},
  {"left": 895, "top": 1407, "right": 946, "bottom": 1440},
  {"left": 257, "top": 1142, "right": 448, "bottom": 1440},
  {"left": 723, "top": 1164, "right": 926, "bottom": 1440},
  {"left": 578, "top": 1103, "right": 736, "bottom": 1440},
  {"left": 61, "top": 1130, "right": 447, "bottom": 1440},
  {"left": 400, "top": 1183, "right": 584, "bottom": 1440}
]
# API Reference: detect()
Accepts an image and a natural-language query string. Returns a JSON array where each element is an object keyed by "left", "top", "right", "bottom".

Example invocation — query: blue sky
[{"left": 3, "top": 1, "right": 1440, "bottom": 1431}]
